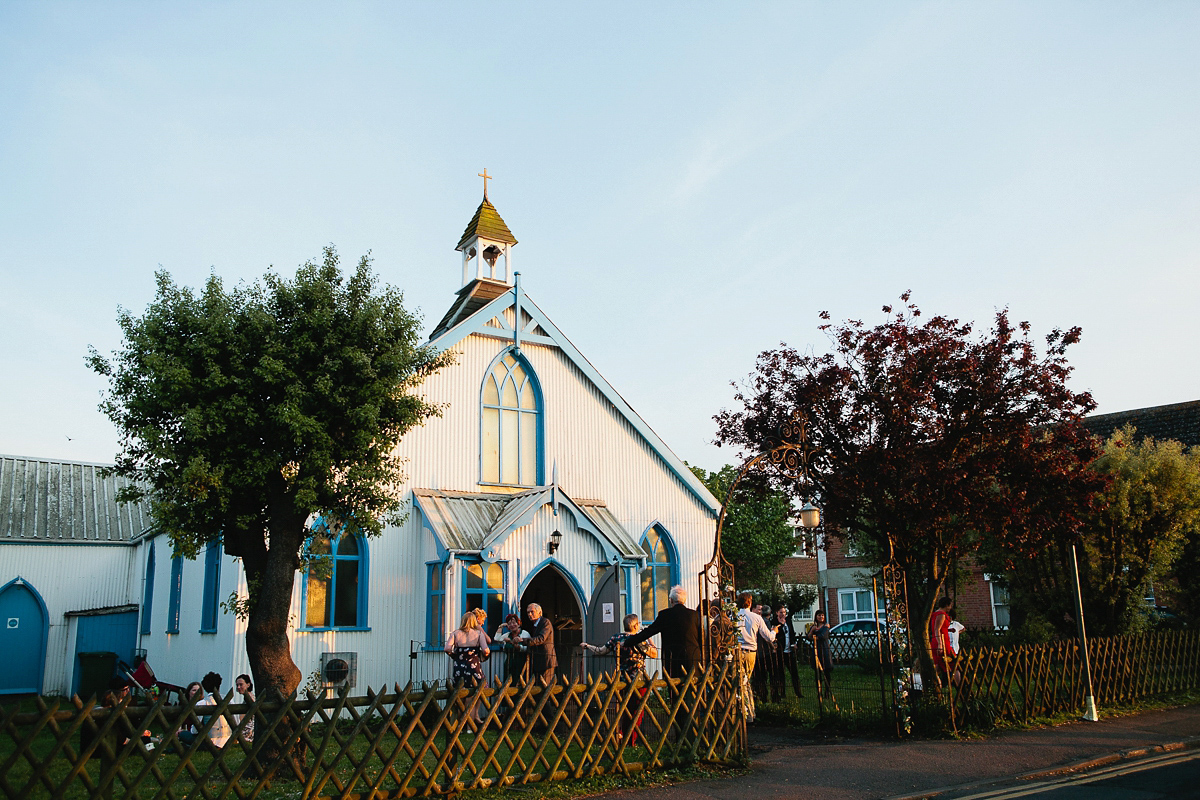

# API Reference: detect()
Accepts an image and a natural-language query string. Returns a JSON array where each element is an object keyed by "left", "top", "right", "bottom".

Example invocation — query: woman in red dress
[{"left": 929, "top": 596, "right": 954, "bottom": 678}]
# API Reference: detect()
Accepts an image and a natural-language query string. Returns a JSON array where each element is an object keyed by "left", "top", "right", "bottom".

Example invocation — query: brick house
[{"left": 808, "top": 399, "right": 1200, "bottom": 632}]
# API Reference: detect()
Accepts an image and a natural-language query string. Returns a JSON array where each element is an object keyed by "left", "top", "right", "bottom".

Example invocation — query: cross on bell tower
[{"left": 456, "top": 170, "right": 517, "bottom": 286}]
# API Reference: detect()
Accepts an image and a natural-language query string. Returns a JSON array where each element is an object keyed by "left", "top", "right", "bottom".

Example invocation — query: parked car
[{"left": 827, "top": 619, "right": 887, "bottom": 662}]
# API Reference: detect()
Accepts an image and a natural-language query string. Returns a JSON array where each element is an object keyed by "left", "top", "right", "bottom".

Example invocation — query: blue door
[
  {"left": 0, "top": 579, "right": 48, "bottom": 695},
  {"left": 72, "top": 611, "right": 139, "bottom": 696}
]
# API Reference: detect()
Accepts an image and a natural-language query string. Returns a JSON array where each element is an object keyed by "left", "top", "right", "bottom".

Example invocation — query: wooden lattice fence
[
  {"left": 949, "top": 630, "right": 1200, "bottom": 724},
  {"left": 0, "top": 661, "right": 745, "bottom": 800}
]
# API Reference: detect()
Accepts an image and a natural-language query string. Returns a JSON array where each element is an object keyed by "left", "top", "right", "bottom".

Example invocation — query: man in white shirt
[{"left": 736, "top": 592, "right": 775, "bottom": 723}]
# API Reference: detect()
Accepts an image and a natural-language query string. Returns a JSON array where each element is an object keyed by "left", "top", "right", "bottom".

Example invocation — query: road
[{"left": 941, "top": 748, "right": 1200, "bottom": 798}]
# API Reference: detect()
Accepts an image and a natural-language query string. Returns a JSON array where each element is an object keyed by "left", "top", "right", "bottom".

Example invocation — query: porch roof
[{"left": 411, "top": 486, "right": 643, "bottom": 562}]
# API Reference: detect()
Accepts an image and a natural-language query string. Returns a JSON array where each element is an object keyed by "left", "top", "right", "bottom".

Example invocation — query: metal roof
[
  {"left": 573, "top": 498, "right": 645, "bottom": 560},
  {"left": 412, "top": 488, "right": 509, "bottom": 551},
  {"left": 412, "top": 486, "right": 643, "bottom": 560},
  {"left": 0, "top": 455, "right": 153, "bottom": 543},
  {"left": 456, "top": 196, "right": 518, "bottom": 250}
]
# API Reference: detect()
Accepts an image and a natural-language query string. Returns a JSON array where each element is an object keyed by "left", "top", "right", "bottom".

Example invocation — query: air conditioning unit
[{"left": 319, "top": 652, "right": 357, "bottom": 690}]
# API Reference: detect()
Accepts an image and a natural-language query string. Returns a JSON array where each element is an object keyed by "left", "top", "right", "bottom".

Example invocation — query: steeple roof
[{"left": 456, "top": 196, "right": 517, "bottom": 250}]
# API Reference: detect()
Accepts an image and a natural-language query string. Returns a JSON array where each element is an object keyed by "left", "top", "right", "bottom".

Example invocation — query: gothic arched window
[
  {"left": 639, "top": 525, "right": 677, "bottom": 622},
  {"left": 304, "top": 532, "right": 368, "bottom": 629},
  {"left": 481, "top": 351, "right": 541, "bottom": 486}
]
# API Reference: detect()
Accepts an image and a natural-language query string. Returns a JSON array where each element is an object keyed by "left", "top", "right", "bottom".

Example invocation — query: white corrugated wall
[
  {"left": 43, "top": 310, "right": 719, "bottom": 696},
  {"left": 0, "top": 543, "right": 138, "bottom": 695}
]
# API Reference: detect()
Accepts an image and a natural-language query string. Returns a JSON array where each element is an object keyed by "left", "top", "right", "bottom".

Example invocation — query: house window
[
  {"left": 304, "top": 533, "right": 368, "bottom": 629},
  {"left": 481, "top": 352, "right": 541, "bottom": 486},
  {"left": 200, "top": 540, "right": 221, "bottom": 633},
  {"left": 463, "top": 561, "right": 505, "bottom": 635},
  {"left": 640, "top": 526, "right": 677, "bottom": 622},
  {"left": 428, "top": 562, "right": 446, "bottom": 646},
  {"left": 989, "top": 581, "right": 1011, "bottom": 629},
  {"left": 837, "top": 588, "right": 881, "bottom": 622},
  {"left": 791, "top": 526, "right": 816, "bottom": 558},
  {"left": 166, "top": 554, "right": 183, "bottom": 634}
]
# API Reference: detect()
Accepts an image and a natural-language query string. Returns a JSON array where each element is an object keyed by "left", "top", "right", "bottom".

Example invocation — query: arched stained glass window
[
  {"left": 304, "top": 532, "right": 367, "bottom": 629},
  {"left": 639, "top": 526, "right": 676, "bottom": 622},
  {"left": 481, "top": 352, "right": 541, "bottom": 486}
]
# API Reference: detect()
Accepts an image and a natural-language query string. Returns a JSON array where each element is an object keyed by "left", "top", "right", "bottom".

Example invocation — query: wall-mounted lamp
[
  {"left": 799, "top": 501, "right": 821, "bottom": 529},
  {"left": 548, "top": 529, "right": 563, "bottom": 555}
]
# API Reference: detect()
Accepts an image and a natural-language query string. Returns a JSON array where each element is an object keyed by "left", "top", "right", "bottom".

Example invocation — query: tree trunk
[{"left": 242, "top": 514, "right": 305, "bottom": 771}]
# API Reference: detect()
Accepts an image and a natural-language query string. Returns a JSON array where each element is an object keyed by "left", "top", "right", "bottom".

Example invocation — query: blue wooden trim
[
  {"left": 199, "top": 541, "right": 221, "bottom": 633},
  {"left": 166, "top": 555, "right": 183, "bottom": 634},
  {"left": 517, "top": 557, "right": 588, "bottom": 624},
  {"left": 140, "top": 542, "right": 155, "bottom": 635},
  {"left": 0, "top": 576, "right": 50, "bottom": 695},
  {"left": 426, "top": 561, "right": 447, "bottom": 647},
  {"left": 296, "top": 627, "right": 372, "bottom": 633},
  {"left": 412, "top": 503, "right": 450, "bottom": 562},
  {"left": 477, "top": 346, "right": 544, "bottom": 488},
  {"left": 458, "top": 558, "right": 508, "bottom": 631},
  {"left": 430, "top": 285, "right": 720, "bottom": 516},
  {"left": 299, "top": 531, "right": 369, "bottom": 631},
  {"left": 639, "top": 521, "right": 681, "bottom": 586},
  {"left": 468, "top": 328, "right": 558, "bottom": 347},
  {"left": 0, "top": 539, "right": 134, "bottom": 547}
]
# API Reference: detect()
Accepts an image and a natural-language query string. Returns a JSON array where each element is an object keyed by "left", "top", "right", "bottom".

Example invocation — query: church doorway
[{"left": 520, "top": 565, "right": 582, "bottom": 679}]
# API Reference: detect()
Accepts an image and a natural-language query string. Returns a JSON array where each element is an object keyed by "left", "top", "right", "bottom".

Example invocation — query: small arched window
[
  {"left": 140, "top": 542, "right": 156, "bottom": 635},
  {"left": 304, "top": 533, "right": 368, "bottom": 629},
  {"left": 639, "top": 526, "right": 677, "bottom": 622},
  {"left": 481, "top": 351, "right": 542, "bottom": 486}
]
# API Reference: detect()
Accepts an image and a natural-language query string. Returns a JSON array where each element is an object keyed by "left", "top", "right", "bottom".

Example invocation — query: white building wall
[
  {"left": 133, "top": 536, "right": 241, "bottom": 693},
  {"left": 60, "top": 306, "right": 718, "bottom": 696},
  {"left": 0, "top": 542, "right": 137, "bottom": 695}
]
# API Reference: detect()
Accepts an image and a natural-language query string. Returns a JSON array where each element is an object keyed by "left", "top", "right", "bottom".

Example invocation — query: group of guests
[
  {"left": 86, "top": 670, "right": 256, "bottom": 754},
  {"left": 443, "top": 603, "right": 559, "bottom": 690},
  {"left": 177, "top": 671, "right": 256, "bottom": 749},
  {"left": 736, "top": 594, "right": 834, "bottom": 723}
]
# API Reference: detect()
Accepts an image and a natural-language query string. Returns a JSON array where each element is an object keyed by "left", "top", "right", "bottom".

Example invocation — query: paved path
[{"left": 605, "top": 705, "right": 1200, "bottom": 800}]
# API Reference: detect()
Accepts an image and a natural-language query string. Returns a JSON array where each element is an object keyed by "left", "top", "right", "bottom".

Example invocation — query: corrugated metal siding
[
  {"left": 0, "top": 455, "right": 151, "bottom": 542},
  {"left": 88, "top": 308, "right": 720, "bottom": 694},
  {"left": 133, "top": 536, "right": 243, "bottom": 692},
  {"left": 0, "top": 544, "right": 139, "bottom": 694}
]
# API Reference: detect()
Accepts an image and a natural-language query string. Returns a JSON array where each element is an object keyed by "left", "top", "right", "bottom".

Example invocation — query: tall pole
[{"left": 1070, "top": 544, "right": 1099, "bottom": 722}]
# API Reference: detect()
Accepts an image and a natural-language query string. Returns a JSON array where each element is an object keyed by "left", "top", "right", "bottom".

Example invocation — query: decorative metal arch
[{"left": 698, "top": 411, "right": 817, "bottom": 662}]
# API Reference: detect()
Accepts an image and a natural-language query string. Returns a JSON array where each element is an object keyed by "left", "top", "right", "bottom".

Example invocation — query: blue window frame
[
  {"left": 140, "top": 542, "right": 155, "bottom": 635},
  {"left": 481, "top": 351, "right": 542, "bottom": 486},
  {"left": 639, "top": 525, "right": 678, "bottom": 622},
  {"left": 462, "top": 561, "right": 506, "bottom": 635},
  {"left": 166, "top": 554, "right": 183, "bottom": 634},
  {"left": 427, "top": 562, "right": 446, "bottom": 646},
  {"left": 303, "top": 533, "right": 368, "bottom": 630},
  {"left": 200, "top": 540, "right": 221, "bottom": 633}
]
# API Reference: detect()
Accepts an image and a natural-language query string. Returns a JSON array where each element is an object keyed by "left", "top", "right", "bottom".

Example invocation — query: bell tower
[{"left": 457, "top": 169, "right": 517, "bottom": 287}]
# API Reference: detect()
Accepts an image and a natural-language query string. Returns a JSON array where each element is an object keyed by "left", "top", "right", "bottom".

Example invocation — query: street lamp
[{"left": 799, "top": 501, "right": 821, "bottom": 529}]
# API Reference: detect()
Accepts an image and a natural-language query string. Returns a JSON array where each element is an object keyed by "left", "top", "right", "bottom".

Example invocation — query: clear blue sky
[{"left": 2, "top": 2, "right": 1198, "bottom": 471}]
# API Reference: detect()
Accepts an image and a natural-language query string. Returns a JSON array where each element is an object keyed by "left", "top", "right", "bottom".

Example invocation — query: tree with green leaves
[
  {"left": 986, "top": 426, "right": 1200, "bottom": 637},
  {"left": 689, "top": 464, "right": 797, "bottom": 589},
  {"left": 89, "top": 247, "right": 450, "bottom": 701}
]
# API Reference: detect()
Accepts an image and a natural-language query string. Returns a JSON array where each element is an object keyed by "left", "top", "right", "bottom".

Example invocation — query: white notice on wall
[{"left": 602, "top": 603, "right": 614, "bottom": 623}]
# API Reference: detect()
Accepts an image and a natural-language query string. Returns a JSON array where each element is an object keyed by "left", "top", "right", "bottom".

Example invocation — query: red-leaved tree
[{"left": 715, "top": 294, "right": 1106, "bottom": 684}]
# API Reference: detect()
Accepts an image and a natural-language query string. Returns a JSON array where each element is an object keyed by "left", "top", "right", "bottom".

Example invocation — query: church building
[{"left": 1, "top": 186, "right": 722, "bottom": 696}]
